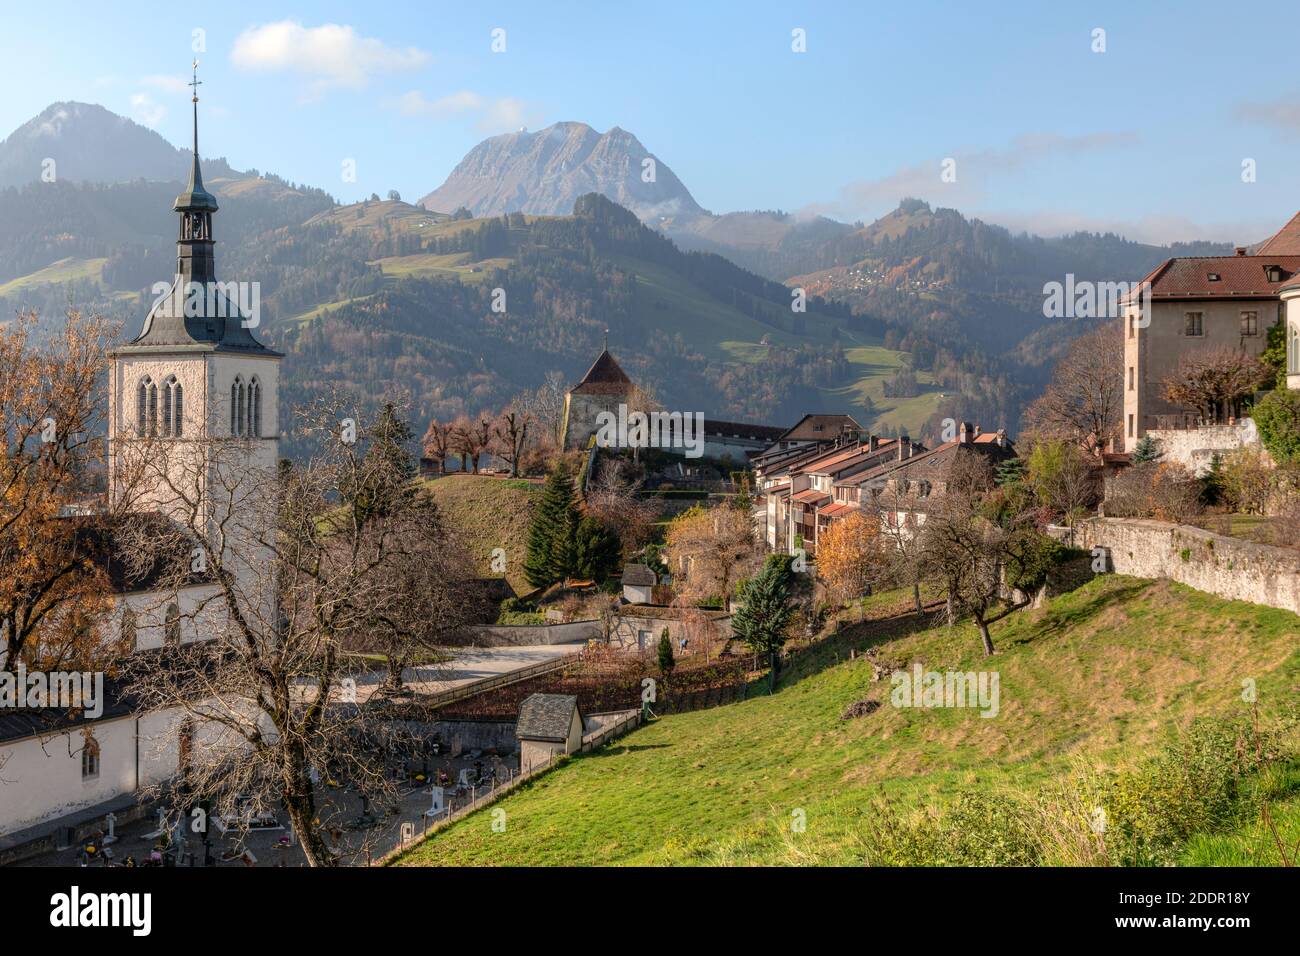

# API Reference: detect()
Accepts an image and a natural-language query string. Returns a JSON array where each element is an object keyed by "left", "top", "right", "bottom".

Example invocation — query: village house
[{"left": 1123, "top": 212, "right": 1300, "bottom": 462}]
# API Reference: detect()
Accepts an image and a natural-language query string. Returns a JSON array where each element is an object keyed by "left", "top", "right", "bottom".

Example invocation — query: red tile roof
[
  {"left": 819, "top": 501, "right": 859, "bottom": 518},
  {"left": 1142, "top": 255, "right": 1300, "bottom": 298},
  {"left": 1256, "top": 212, "right": 1300, "bottom": 256},
  {"left": 791, "top": 488, "right": 830, "bottom": 504}
]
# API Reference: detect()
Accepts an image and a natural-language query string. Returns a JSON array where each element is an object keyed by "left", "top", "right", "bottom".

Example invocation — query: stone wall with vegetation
[{"left": 1079, "top": 516, "right": 1300, "bottom": 614}]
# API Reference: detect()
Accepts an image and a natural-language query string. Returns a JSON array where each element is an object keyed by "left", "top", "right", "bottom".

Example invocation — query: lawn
[
  {"left": 419, "top": 473, "right": 542, "bottom": 595},
  {"left": 395, "top": 575, "right": 1300, "bottom": 866}
]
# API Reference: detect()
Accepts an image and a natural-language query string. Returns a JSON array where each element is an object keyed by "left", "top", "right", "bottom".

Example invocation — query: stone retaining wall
[{"left": 1078, "top": 516, "right": 1300, "bottom": 614}]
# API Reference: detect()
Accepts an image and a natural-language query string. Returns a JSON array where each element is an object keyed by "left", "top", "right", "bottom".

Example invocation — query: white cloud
[
  {"left": 231, "top": 21, "right": 429, "bottom": 96},
  {"left": 387, "top": 90, "right": 543, "bottom": 133},
  {"left": 129, "top": 93, "right": 166, "bottom": 128},
  {"left": 805, "top": 131, "right": 1140, "bottom": 222}
]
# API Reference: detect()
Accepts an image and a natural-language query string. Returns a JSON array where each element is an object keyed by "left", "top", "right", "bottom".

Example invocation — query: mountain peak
[
  {"left": 418, "top": 120, "right": 704, "bottom": 221},
  {"left": 0, "top": 101, "right": 236, "bottom": 190}
]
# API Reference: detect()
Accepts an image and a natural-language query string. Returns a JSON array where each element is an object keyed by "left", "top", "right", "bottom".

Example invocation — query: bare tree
[
  {"left": 585, "top": 455, "right": 656, "bottom": 558},
  {"left": 492, "top": 407, "right": 533, "bottom": 478},
  {"left": 421, "top": 418, "right": 454, "bottom": 476},
  {"left": 1022, "top": 323, "right": 1123, "bottom": 456},
  {"left": 121, "top": 397, "right": 440, "bottom": 866},
  {"left": 1163, "top": 348, "right": 1272, "bottom": 425},
  {"left": 917, "top": 453, "right": 1045, "bottom": 655},
  {"left": 522, "top": 371, "right": 568, "bottom": 448},
  {"left": 450, "top": 415, "right": 480, "bottom": 473}
]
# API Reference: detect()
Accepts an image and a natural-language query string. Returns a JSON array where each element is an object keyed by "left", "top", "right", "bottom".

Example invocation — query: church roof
[
  {"left": 62, "top": 512, "right": 214, "bottom": 594},
  {"left": 571, "top": 350, "right": 633, "bottom": 395},
  {"left": 116, "top": 275, "right": 281, "bottom": 355}
]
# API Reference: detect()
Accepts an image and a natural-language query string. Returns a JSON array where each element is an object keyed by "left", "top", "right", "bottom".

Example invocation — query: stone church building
[{"left": 0, "top": 96, "right": 280, "bottom": 851}]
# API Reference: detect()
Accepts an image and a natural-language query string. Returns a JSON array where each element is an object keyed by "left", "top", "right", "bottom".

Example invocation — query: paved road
[{"left": 348, "top": 642, "right": 583, "bottom": 703}]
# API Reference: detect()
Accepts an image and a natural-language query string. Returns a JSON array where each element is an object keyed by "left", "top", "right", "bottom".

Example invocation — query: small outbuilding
[
  {"left": 621, "top": 564, "right": 657, "bottom": 604},
  {"left": 516, "top": 693, "right": 584, "bottom": 772}
]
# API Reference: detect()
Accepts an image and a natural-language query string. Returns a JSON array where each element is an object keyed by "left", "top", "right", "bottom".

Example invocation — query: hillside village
[{"left": 5, "top": 83, "right": 1300, "bottom": 887}]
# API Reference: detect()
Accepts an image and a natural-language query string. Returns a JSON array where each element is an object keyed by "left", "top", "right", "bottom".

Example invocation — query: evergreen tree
[
  {"left": 574, "top": 516, "right": 622, "bottom": 582},
  {"left": 1131, "top": 434, "right": 1161, "bottom": 464},
  {"left": 731, "top": 554, "right": 795, "bottom": 693},
  {"left": 524, "top": 463, "right": 580, "bottom": 589},
  {"left": 657, "top": 629, "right": 675, "bottom": 681}
]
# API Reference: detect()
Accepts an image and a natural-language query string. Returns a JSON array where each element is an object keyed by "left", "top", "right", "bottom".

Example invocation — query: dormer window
[
  {"left": 1266, "top": 265, "right": 1284, "bottom": 283},
  {"left": 1207, "top": 273, "right": 1220, "bottom": 282}
]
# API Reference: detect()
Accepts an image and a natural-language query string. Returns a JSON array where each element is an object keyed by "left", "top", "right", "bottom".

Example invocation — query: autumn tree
[
  {"left": 1022, "top": 323, "right": 1123, "bottom": 456},
  {"left": 1, "top": 311, "right": 122, "bottom": 674},
  {"left": 663, "top": 502, "right": 761, "bottom": 608},
  {"left": 584, "top": 455, "right": 656, "bottom": 558},
  {"left": 816, "top": 510, "right": 882, "bottom": 607},
  {"left": 1025, "top": 439, "right": 1099, "bottom": 525}
]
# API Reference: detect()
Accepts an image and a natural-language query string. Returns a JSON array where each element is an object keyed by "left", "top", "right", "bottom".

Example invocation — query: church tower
[{"left": 108, "top": 68, "right": 281, "bottom": 609}]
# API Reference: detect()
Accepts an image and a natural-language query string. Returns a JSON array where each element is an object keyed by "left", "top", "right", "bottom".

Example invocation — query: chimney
[
  {"left": 995, "top": 428, "right": 1007, "bottom": 448},
  {"left": 974, "top": 424, "right": 982, "bottom": 438},
  {"left": 868, "top": 434, "right": 880, "bottom": 452},
  {"left": 958, "top": 422, "right": 971, "bottom": 445},
  {"left": 1235, "top": 246, "right": 1248, "bottom": 256},
  {"left": 898, "top": 435, "right": 912, "bottom": 461}
]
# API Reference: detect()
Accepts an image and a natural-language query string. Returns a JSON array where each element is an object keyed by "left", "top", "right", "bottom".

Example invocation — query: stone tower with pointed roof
[
  {"left": 560, "top": 348, "right": 635, "bottom": 450},
  {"left": 107, "top": 73, "right": 281, "bottom": 604}
]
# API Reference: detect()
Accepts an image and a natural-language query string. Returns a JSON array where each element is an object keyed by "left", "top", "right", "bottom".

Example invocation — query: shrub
[
  {"left": 1253, "top": 389, "right": 1300, "bottom": 465},
  {"left": 1219, "top": 446, "right": 1273, "bottom": 514}
]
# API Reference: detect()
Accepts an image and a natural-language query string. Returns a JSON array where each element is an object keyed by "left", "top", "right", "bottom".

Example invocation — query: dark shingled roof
[
  {"left": 571, "top": 350, "right": 633, "bottom": 396},
  {"left": 60, "top": 513, "right": 213, "bottom": 594},
  {"left": 516, "top": 693, "right": 580, "bottom": 742},
  {"left": 621, "top": 563, "right": 657, "bottom": 587}
]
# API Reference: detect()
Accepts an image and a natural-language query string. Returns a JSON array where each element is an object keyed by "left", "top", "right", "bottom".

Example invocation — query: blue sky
[{"left": 4, "top": 0, "right": 1300, "bottom": 244}]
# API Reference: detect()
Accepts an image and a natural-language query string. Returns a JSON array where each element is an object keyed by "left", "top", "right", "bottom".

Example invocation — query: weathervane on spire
[{"left": 189, "top": 59, "right": 202, "bottom": 104}]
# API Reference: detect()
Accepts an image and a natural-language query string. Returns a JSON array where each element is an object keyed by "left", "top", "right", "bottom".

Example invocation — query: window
[
  {"left": 1129, "top": 315, "right": 1136, "bottom": 338},
  {"left": 162, "top": 375, "right": 183, "bottom": 437},
  {"left": 136, "top": 376, "right": 158, "bottom": 437},
  {"left": 249, "top": 377, "right": 262, "bottom": 437},
  {"left": 1129, "top": 366, "right": 1135, "bottom": 391},
  {"left": 1184, "top": 312, "right": 1204, "bottom": 336},
  {"left": 1290, "top": 318, "right": 1300, "bottom": 375},
  {"left": 231, "top": 376, "right": 246, "bottom": 437},
  {"left": 1128, "top": 414, "right": 1135, "bottom": 438},
  {"left": 1241, "top": 311, "right": 1258, "bottom": 336},
  {"left": 165, "top": 603, "right": 181, "bottom": 648},
  {"left": 81, "top": 738, "right": 100, "bottom": 780},
  {"left": 122, "top": 608, "right": 138, "bottom": 651}
]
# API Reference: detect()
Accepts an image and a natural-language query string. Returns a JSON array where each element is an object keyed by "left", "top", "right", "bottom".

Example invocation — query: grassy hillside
[
  {"left": 396, "top": 576, "right": 1300, "bottom": 866},
  {"left": 0, "top": 256, "right": 105, "bottom": 296},
  {"left": 420, "top": 473, "right": 541, "bottom": 595}
]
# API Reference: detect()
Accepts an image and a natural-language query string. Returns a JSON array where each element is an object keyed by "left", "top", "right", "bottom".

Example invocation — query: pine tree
[
  {"left": 524, "top": 463, "right": 580, "bottom": 589},
  {"left": 731, "top": 554, "right": 795, "bottom": 693},
  {"left": 1131, "top": 434, "right": 1161, "bottom": 464},
  {"left": 574, "top": 516, "right": 622, "bottom": 582},
  {"left": 657, "top": 629, "right": 675, "bottom": 680}
]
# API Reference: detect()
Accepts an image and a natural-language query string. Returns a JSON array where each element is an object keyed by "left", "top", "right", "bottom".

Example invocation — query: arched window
[
  {"left": 81, "top": 736, "right": 100, "bottom": 779},
  {"left": 231, "top": 376, "right": 246, "bottom": 437},
  {"left": 162, "top": 375, "right": 183, "bottom": 437},
  {"left": 136, "top": 376, "right": 158, "bottom": 437},
  {"left": 165, "top": 602, "right": 181, "bottom": 648},
  {"left": 249, "top": 377, "right": 262, "bottom": 437},
  {"left": 122, "top": 608, "right": 138, "bottom": 651}
]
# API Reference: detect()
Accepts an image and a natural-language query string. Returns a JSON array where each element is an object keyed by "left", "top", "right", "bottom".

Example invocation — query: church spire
[{"left": 173, "top": 60, "right": 217, "bottom": 285}]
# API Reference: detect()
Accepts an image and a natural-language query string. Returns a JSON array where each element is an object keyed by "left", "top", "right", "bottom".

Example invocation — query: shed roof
[{"left": 516, "top": 693, "right": 580, "bottom": 742}]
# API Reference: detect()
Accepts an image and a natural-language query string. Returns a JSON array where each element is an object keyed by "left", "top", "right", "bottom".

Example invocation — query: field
[
  {"left": 0, "top": 256, "right": 105, "bottom": 297},
  {"left": 396, "top": 575, "right": 1300, "bottom": 866},
  {"left": 418, "top": 473, "right": 542, "bottom": 595}
]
